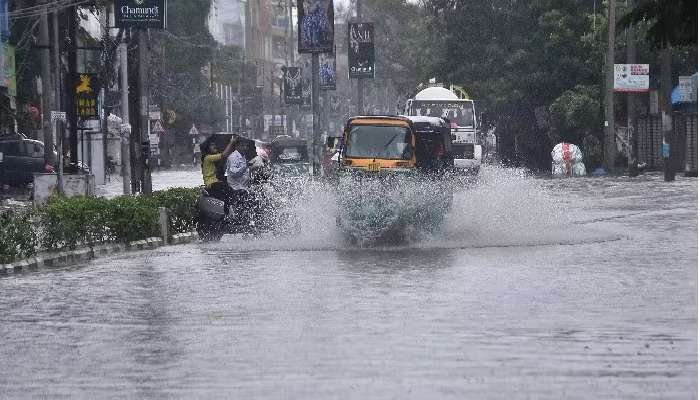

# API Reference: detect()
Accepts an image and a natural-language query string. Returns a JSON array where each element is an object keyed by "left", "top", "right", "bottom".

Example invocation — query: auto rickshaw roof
[
  {"left": 271, "top": 136, "right": 307, "bottom": 147},
  {"left": 346, "top": 115, "right": 412, "bottom": 128}
]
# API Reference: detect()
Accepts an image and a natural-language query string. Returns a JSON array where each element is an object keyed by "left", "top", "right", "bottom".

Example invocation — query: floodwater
[{"left": 1, "top": 167, "right": 696, "bottom": 399}]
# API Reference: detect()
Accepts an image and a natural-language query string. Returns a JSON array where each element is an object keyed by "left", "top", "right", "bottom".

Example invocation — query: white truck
[{"left": 404, "top": 86, "right": 482, "bottom": 174}]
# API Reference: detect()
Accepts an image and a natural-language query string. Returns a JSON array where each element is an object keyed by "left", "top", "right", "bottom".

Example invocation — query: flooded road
[{"left": 1, "top": 167, "right": 696, "bottom": 399}]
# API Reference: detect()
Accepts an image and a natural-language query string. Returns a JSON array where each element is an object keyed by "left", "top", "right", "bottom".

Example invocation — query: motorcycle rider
[
  {"left": 201, "top": 135, "right": 237, "bottom": 210},
  {"left": 225, "top": 139, "right": 255, "bottom": 225}
]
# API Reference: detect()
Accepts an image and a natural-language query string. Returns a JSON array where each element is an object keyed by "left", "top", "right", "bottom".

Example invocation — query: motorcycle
[{"left": 195, "top": 158, "right": 297, "bottom": 241}]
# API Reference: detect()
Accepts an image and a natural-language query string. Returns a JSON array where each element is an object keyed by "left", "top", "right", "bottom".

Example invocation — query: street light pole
[
  {"left": 356, "top": 0, "right": 363, "bottom": 116},
  {"left": 312, "top": 53, "right": 320, "bottom": 175},
  {"left": 604, "top": 0, "right": 616, "bottom": 171}
]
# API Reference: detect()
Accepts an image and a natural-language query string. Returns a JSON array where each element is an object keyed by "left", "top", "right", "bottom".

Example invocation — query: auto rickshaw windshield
[{"left": 345, "top": 125, "right": 413, "bottom": 160}]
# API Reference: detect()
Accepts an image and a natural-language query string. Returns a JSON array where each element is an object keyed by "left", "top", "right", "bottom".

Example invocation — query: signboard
[
  {"left": 149, "top": 111, "right": 161, "bottom": 120},
  {"left": 51, "top": 111, "right": 67, "bottom": 122},
  {"left": 283, "top": 66, "right": 303, "bottom": 104},
  {"left": 151, "top": 119, "right": 165, "bottom": 133},
  {"left": 678, "top": 75, "right": 698, "bottom": 103},
  {"left": 348, "top": 23, "right": 375, "bottom": 79},
  {"left": 320, "top": 50, "right": 336, "bottom": 90},
  {"left": 297, "top": 0, "right": 334, "bottom": 53},
  {"left": 74, "top": 73, "right": 98, "bottom": 119},
  {"left": 301, "top": 78, "right": 312, "bottom": 108},
  {"left": 149, "top": 133, "right": 160, "bottom": 145},
  {"left": 0, "top": 43, "right": 16, "bottom": 96},
  {"left": 114, "top": 0, "right": 167, "bottom": 29},
  {"left": 614, "top": 64, "right": 649, "bottom": 93}
]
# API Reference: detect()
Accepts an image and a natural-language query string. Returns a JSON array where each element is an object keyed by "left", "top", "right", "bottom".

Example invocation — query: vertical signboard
[
  {"left": 283, "top": 66, "right": 303, "bottom": 104},
  {"left": 115, "top": 0, "right": 167, "bottom": 29},
  {"left": 74, "top": 74, "right": 98, "bottom": 119},
  {"left": 297, "top": 0, "right": 334, "bottom": 53},
  {"left": 678, "top": 75, "right": 698, "bottom": 103},
  {"left": 0, "top": 43, "right": 15, "bottom": 96},
  {"left": 614, "top": 64, "right": 649, "bottom": 92},
  {"left": 348, "top": 23, "right": 375, "bottom": 79},
  {"left": 301, "top": 78, "right": 312, "bottom": 108},
  {"left": 320, "top": 49, "right": 336, "bottom": 90}
]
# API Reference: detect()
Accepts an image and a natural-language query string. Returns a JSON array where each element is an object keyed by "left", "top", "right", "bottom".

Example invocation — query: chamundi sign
[{"left": 115, "top": 0, "right": 167, "bottom": 29}]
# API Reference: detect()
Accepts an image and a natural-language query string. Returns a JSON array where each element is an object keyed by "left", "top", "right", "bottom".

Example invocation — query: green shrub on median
[
  {"left": 0, "top": 187, "right": 201, "bottom": 263},
  {"left": 41, "top": 196, "right": 111, "bottom": 250},
  {"left": 150, "top": 187, "right": 200, "bottom": 234},
  {"left": 0, "top": 208, "right": 38, "bottom": 264}
]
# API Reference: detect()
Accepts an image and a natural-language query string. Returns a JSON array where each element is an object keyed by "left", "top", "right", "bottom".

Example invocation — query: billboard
[
  {"left": 115, "top": 0, "right": 167, "bottom": 29},
  {"left": 297, "top": 0, "right": 334, "bottom": 53},
  {"left": 614, "top": 64, "right": 649, "bottom": 93},
  {"left": 348, "top": 23, "right": 375, "bottom": 79},
  {"left": 283, "top": 66, "right": 303, "bottom": 104},
  {"left": 320, "top": 50, "right": 336, "bottom": 90},
  {"left": 74, "top": 74, "right": 98, "bottom": 119}
]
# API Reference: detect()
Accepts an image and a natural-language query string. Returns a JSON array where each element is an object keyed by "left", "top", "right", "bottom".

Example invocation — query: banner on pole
[
  {"left": 115, "top": 0, "right": 167, "bottom": 29},
  {"left": 0, "top": 43, "right": 15, "bottom": 96},
  {"left": 320, "top": 50, "right": 336, "bottom": 90},
  {"left": 74, "top": 73, "right": 98, "bottom": 119},
  {"left": 301, "top": 78, "right": 312, "bottom": 108},
  {"left": 297, "top": 0, "right": 334, "bottom": 53},
  {"left": 614, "top": 64, "right": 649, "bottom": 93},
  {"left": 283, "top": 66, "right": 303, "bottom": 104},
  {"left": 348, "top": 23, "right": 375, "bottom": 79}
]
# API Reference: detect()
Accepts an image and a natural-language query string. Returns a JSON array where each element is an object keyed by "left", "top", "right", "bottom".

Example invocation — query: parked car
[{"left": 0, "top": 134, "right": 51, "bottom": 186}]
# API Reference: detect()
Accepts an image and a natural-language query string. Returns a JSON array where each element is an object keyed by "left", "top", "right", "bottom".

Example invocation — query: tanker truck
[{"left": 404, "top": 85, "right": 483, "bottom": 174}]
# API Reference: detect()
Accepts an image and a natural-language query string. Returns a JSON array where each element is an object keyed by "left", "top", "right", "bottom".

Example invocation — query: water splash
[{"left": 203, "top": 165, "right": 616, "bottom": 252}]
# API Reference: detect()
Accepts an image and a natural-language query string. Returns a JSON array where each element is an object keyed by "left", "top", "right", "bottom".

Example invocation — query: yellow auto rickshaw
[{"left": 338, "top": 115, "right": 454, "bottom": 175}]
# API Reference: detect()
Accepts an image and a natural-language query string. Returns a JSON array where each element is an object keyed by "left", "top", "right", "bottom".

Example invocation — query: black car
[{"left": 0, "top": 134, "right": 50, "bottom": 186}]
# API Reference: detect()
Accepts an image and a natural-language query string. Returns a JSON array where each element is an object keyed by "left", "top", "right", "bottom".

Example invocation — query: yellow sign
[{"left": 75, "top": 74, "right": 98, "bottom": 119}]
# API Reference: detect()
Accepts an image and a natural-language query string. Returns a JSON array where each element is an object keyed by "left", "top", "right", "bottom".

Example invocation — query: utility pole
[
  {"left": 52, "top": 8, "right": 64, "bottom": 195},
  {"left": 625, "top": 0, "right": 638, "bottom": 176},
  {"left": 39, "top": 7, "right": 54, "bottom": 166},
  {"left": 120, "top": 40, "right": 131, "bottom": 195},
  {"left": 137, "top": 29, "right": 152, "bottom": 194},
  {"left": 660, "top": 47, "right": 674, "bottom": 181},
  {"left": 312, "top": 53, "right": 320, "bottom": 175},
  {"left": 67, "top": 5, "right": 78, "bottom": 164},
  {"left": 356, "top": 0, "right": 363, "bottom": 115},
  {"left": 604, "top": 0, "right": 616, "bottom": 171}
]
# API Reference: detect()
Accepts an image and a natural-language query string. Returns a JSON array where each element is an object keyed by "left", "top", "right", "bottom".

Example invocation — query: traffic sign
[
  {"left": 152, "top": 119, "right": 165, "bottom": 133},
  {"left": 188, "top": 124, "right": 200, "bottom": 136},
  {"left": 50, "top": 111, "right": 66, "bottom": 122}
]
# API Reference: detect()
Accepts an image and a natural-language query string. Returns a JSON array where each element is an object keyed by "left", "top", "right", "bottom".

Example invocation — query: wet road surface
[{"left": 1, "top": 167, "right": 696, "bottom": 399}]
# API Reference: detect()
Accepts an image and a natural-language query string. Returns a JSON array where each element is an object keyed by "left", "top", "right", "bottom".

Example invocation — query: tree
[{"left": 618, "top": 0, "right": 697, "bottom": 48}]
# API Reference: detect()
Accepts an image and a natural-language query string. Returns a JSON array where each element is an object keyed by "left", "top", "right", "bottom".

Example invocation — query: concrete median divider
[{"left": 1, "top": 232, "right": 199, "bottom": 276}]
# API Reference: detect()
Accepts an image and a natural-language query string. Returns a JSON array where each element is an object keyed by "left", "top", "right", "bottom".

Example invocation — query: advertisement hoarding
[
  {"left": 614, "top": 64, "right": 649, "bottom": 93},
  {"left": 348, "top": 23, "right": 375, "bottom": 79},
  {"left": 297, "top": 0, "right": 334, "bottom": 53},
  {"left": 115, "top": 0, "right": 167, "bottom": 29}
]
